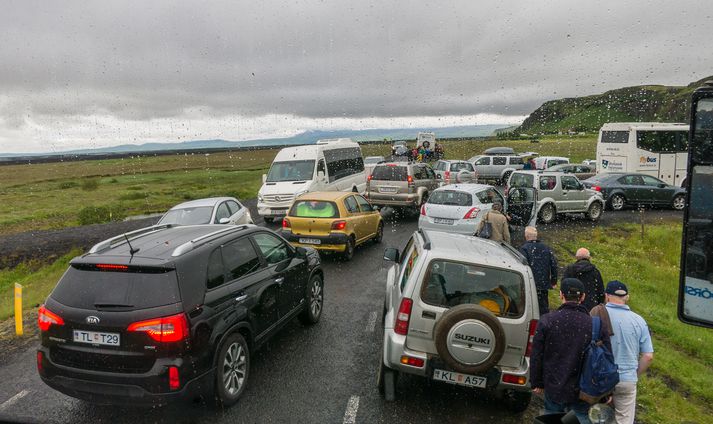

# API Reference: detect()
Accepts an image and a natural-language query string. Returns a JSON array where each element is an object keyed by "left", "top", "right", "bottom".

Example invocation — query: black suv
[{"left": 37, "top": 224, "right": 323, "bottom": 406}]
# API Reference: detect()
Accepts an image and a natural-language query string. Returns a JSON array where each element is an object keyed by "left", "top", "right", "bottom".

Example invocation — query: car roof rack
[
  {"left": 171, "top": 225, "right": 250, "bottom": 257},
  {"left": 417, "top": 228, "right": 432, "bottom": 250},
  {"left": 499, "top": 241, "right": 528, "bottom": 266},
  {"left": 88, "top": 224, "right": 175, "bottom": 254}
]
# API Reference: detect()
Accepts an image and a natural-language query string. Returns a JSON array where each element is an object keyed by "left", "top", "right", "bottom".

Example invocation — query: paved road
[{"left": 0, "top": 202, "right": 682, "bottom": 423}]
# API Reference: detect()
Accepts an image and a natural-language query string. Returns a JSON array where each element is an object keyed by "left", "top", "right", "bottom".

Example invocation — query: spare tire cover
[
  {"left": 434, "top": 304, "right": 506, "bottom": 374},
  {"left": 455, "top": 170, "right": 474, "bottom": 183}
]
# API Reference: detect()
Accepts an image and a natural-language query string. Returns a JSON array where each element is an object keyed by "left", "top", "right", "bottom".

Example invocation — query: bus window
[
  {"left": 600, "top": 131, "right": 629, "bottom": 143},
  {"left": 637, "top": 131, "right": 685, "bottom": 153}
]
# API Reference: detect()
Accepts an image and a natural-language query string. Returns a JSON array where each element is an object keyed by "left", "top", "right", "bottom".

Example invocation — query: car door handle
[
  {"left": 235, "top": 293, "right": 248, "bottom": 303},
  {"left": 274, "top": 277, "right": 285, "bottom": 285}
]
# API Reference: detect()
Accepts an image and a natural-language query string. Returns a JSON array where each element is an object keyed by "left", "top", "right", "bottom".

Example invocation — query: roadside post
[{"left": 14, "top": 283, "right": 23, "bottom": 336}]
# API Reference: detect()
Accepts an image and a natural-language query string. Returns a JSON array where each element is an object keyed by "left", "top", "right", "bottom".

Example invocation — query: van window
[
  {"left": 547, "top": 159, "right": 568, "bottom": 168},
  {"left": 493, "top": 157, "right": 507, "bottom": 166},
  {"left": 420, "top": 260, "right": 525, "bottom": 318},
  {"left": 324, "top": 147, "right": 364, "bottom": 182},
  {"left": 475, "top": 157, "right": 490, "bottom": 166},
  {"left": 290, "top": 200, "right": 339, "bottom": 218},
  {"left": 266, "top": 160, "right": 315, "bottom": 182},
  {"left": 601, "top": 131, "right": 630, "bottom": 143},
  {"left": 371, "top": 165, "right": 407, "bottom": 181},
  {"left": 509, "top": 156, "right": 523, "bottom": 165}
]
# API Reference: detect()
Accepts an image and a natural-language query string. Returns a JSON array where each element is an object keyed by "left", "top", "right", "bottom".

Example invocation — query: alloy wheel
[{"left": 223, "top": 342, "right": 247, "bottom": 396}]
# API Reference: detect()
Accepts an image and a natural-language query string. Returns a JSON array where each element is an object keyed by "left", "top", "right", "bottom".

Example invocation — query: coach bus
[{"left": 596, "top": 122, "right": 689, "bottom": 186}]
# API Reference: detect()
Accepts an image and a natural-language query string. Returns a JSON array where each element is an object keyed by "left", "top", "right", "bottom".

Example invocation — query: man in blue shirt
[{"left": 601, "top": 281, "right": 654, "bottom": 424}]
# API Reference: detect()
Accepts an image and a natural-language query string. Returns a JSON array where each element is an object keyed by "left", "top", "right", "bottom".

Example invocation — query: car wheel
[
  {"left": 299, "top": 274, "right": 324, "bottom": 325},
  {"left": 433, "top": 304, "right": 506, "bottom": 375},
  {"left": 609, "top": 194, "right": 626, "bottom": 211},
  {"left": 263, "top": 217, "right": 274, "bottom": 224},
  {"left": 342, "top": 236, "right": 355, "bottom": 261},
  {"left": 672, "top": 194, "right": 686, "bottom": 211},
  {"left": 373, "top": 222, "right": 384, "bottom": 243},
  {"left": 586, "top": 202, "right": 603, "bottom": 221},
  {"left": 215, "top": 333, "right": 250, "bottom": 407},
  {"left": 501, "top": 390, "right": 532, "bottom": 413},
  {"left": 538, "top": 203, "right": 556, "bottom": 224},
  {"left": 377, "top": 346, "right": 398, "bottom": 401}
]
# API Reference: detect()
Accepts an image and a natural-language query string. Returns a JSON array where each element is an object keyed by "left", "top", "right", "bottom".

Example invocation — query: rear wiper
[{"left": 94, "top": 303, "right": 134, "bottom": 309}]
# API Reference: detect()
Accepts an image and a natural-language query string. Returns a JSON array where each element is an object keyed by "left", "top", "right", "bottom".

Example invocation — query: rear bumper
[
  {"left": 365, "top": 192, "right": 419, "bottom": 207},
  {"left": 38, "top": 347, "right": 212, "bottom": 405},
  {"left": 280, "top": 230, "right": 350, "bottom": 252},
  {"left": 418, "top": 217, "right": 478, "bottom": 235}
]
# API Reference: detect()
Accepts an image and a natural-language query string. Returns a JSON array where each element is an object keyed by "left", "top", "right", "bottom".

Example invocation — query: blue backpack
[{"left": 579, "top": 317, "right": 620, "bottom": 404}]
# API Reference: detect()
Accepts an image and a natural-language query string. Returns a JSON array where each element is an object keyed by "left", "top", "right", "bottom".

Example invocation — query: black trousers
[{"left": 537, "top": 289, "right": 550, "bottom": 315}]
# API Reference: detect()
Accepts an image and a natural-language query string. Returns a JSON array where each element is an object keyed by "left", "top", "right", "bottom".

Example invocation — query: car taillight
[
  {"left": 400, "top": 355, "right": 425, "bottom": 367},
  {"left": 38, "top": 305, "right": 64, "bottom": 332},
  {"left": 444, "top": 171, "right": 450, "bottom": 182},
  {"left": 463, "top": 207, "right": 480, "bottom": 219},
  {"left": 525, "top": 319, "right": 538, "bottom": 357},
  {"left": 168, "top": 366, "right": 180, "bottom": 390},
  {"left": 502, "top": 374, "right": 527, "bottom": 385},
  {"left": 96, "top": 264, "right": 129, "bottom": 271},
  {"left": 420, "top": 204, "right": 426, "bottom": 216},
  {"left": 394, "top": 298, "right": 413, "bottom": 335},
  {"left": 367, "top": 175, "right": 373, "bottom": 181},
  {"left": 331, "top": 220, "right": 347, "bottom": 231},
  {"left": 282, "top": 217, "right": 291, "bottom": 228},
  {"left": 127, "top": 313, "right": 189, "bottom": 343},
  {"left": 407, "top": 175, "right": 414, "bottom": 185},
  {"left": 592, "top": 185, "right": 602, "bottom": 192}
]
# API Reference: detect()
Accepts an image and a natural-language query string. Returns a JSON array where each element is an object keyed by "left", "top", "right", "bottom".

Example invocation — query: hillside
[{"left": 517, "top": 75, "right": 713, "bottom": 134}]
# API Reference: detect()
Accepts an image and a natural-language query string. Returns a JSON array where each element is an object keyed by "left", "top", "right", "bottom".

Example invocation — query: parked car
[
  {"left": 37, "top": 224, "right": 323, "bottom": 406},
  {"left": 469, "top": 154, "right": 524, "bottom": 183},
  {"left": 581, "top": 172, "right": 686, "bottom": 211},
  {"left": 418, "top": 184, "right": 505, "bottom": 235},
  {"left": 432, "top": 160, "right": 476, "bottom": 184},
  {"left": 533, "top": 156, "right": 569, "bottom": 170},
  {"left": 157, "top": 197, "right": 253, "bottom": 226},
  {"left": 365, "top": 162, "right": 439, "bottom": 211},
  {"left": 378, "top": 229, "right": 539, "bottom": 413},
  {"left": 364, "top": 156, "right": 386, "bottom": 177},
  {"left": 506, "top": 170, "right": 605, "bottom": 224},
  {"left": 546, "top": 163, "right": 596, "bottom": 180},
  {"left": 280, "top": 192, "right": 383, "bottom": 260},
  {"left": 391, "top": 140, "right": 409, "bottom": 157}
]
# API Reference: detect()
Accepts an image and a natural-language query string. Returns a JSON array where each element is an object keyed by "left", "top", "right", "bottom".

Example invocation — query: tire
[
  {"left": 672, "top": 194, "right": 685, "bottom": 211},
  {"left": 342, "top": 236, "right": 355, "bottom": 261},
  {"left": 299, "top": 274, "right": 324, "bottom": 325},
  {"left": 538, "top": 203, "right": 556, "bottom": 224},
  {"left": 373, "top": 222, "right": 384, "bottom": 243},
  {"left": 263, "top": 217, "right": 274, "bottom": 224},
  {"left": 586, "top": 201, "right": 603, "bottom": 221},
  {"left": 433, "top": 304, "right": 506, "bottom": 375},
  {"left": 501, "top": 390, "right": 532, "bottom": 413},
  {"left": 214, "top": 333, "right": 250, "bottom": 407},
  {"left": 609, "top": 194, "right": 626, "bottom": 211}
]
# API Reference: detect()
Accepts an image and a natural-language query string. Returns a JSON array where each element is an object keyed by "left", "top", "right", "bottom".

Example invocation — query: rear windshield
[
  {"left": 371, "top": 165, "right": 408, "bottom": 181},
  {"left": 420, "top": 260, "right": 525, "bottom": 318},
  {"left": 449, "top": 162, "right": 474, "bottom": 172},
  {"left": 51, "top": 266, "right": 181, "bottom": 310},
  {"left": 158, "top": 206, "right": 213, "bottom": 225},
  {"left": 428, "top": 190, "right": 472, "bottom": 206},
  {"left": 289, "top": 200, "right": 339, "bottom": 218},
  {"left": 508, "top": 172, "right": 534, "bottom": 188}
]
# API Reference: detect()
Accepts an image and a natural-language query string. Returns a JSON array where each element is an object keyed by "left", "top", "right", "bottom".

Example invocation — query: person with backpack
[
  {"left": 530, "top": 278, "right": 607, "bottom": 423},
  {"left": 476, "top": 202, "right": 510, "bottom": 243},
  {"left": 592, "top": 281, "right": 654, "bottom": 424}
]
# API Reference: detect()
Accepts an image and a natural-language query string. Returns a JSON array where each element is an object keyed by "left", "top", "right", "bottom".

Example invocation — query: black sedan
[{"left": 581, "top": 172, "right": 686, "bottom": 211}]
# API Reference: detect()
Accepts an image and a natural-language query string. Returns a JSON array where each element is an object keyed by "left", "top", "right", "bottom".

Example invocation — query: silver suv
[
  {"left": 432, "top": 160, "right": 476, "bottom": 184},
  {"left": 469, "top": 154, "right": 524, "bottom": 183},
  {"left": 378, "top": 229, "right": 539, "bottom": 412},
  {"left": 366, "top": 162, "right": 439, "bottom": 210},
  {"left": 506, "top": 170, "right": 605, "bottom": 224}
]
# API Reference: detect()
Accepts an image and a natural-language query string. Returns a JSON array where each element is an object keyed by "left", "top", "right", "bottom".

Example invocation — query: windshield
[
  {"left": 428, "top": 190, "right": 472, "bottom": 206},
  {"left": 266, "top": 160, "right": 315, "bottom": 182},
  {"left": 158, "top": 206, "right": 213, "bottom": 225},
  {"left": 450, "top": 162, "right": 474, "bottom": 172}
]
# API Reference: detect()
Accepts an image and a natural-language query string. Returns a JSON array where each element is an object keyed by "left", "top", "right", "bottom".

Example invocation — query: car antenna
[{"left": 124, "top": 234, "right": 140, "bottom": 256}]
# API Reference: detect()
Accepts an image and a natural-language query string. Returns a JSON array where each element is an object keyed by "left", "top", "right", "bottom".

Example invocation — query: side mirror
[
  {"left": 383, "top": 247, "right": 399, "bottom": 262},
  {"left": 262, "top": 174, "right": 267, "bottom": 184},
  {"left": 295, "top": 246, "right": 308, "bottom": 258},
  {"left": 219, "top": 218, "right": 230, "bottom": 224}
]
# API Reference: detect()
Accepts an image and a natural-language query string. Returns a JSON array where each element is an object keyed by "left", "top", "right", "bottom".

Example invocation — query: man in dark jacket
[
  {"left": 564, "top": 247, "right": 605, "bottom": 312},
  {"left": 519, "top": 226, "right": 558, "bottom": 314},
  {"left": 530, "top": 278, "right": 598, "bottom": 424}
]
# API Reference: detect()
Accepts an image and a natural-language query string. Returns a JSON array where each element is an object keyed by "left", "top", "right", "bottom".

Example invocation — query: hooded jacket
[{"left": 563, "top": 259, "right": 605, "bottom": 311}]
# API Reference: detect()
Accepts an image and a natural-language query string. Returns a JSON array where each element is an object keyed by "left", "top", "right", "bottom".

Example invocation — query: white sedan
[
  {"left": 158, "top": 197, "right": 253, "bottom": 226},
  {"left": 418, "top": 184, "right": 505, "bottom": 235}
]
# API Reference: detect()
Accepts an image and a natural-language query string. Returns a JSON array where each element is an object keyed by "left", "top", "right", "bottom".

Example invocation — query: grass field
[{"left": 0, "top": 135, "right": 597, "bottom": 235}]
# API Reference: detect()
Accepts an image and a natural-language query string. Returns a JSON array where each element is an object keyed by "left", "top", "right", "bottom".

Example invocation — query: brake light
[
  {"left": 400, "top": 355, "right": 425, "bottom": 367},
  {"left": 592, "top": 185, "right": 602, "bottom": 192},
  {"left": 463, "top": 207, "right": 480, "bottom": 219},
  {"left": 282, "top": 218, "right": 291, "bottom": 228},
  {"left": 127, "top": 313, "right": 189, "bottom": 343},
  {"left": 368, "top": 174, "right": 373, "bottom": 181},
  {"left": 168, "top": 366, "right": 180, "bottom": 390},
  {"left": 502, "top": 374, "right": 527, "bottom": 385},
  {"left": 407, "top": 175, "right": 414, "bottom": 185},
  {"left": 444, "top": 171, "right": 451, "bottom": 183},
  {"left": 394, "top": 298, "right": 413, "bottom": 335},
  {"left": 420, "top": 204, "right": 426, "bottom": 216},
  {"left": 331, "top": 220, "right": 347, "bottom": 231},
  {"left": 525, "top": 319, "right": 538, "bottom": 357},
  {"left": 38, "top": 305, "right": 65, "bottom": 332},
  {"left": 96, "top": 264, "right": 129, "bottom": 271}
]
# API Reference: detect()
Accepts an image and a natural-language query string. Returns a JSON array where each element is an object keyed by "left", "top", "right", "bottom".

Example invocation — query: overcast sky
[{"left": 1, "top": 0, "right": 711, "bottom": 153}]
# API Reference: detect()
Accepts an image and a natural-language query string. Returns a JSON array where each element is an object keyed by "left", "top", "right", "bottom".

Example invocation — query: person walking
[
  {"left": 595, "top": 281, "right": 654, "bottom": 424},
  {"left": 519, "top": 226, "right": 558, "bottom": 314},
  {"left": 530, "top": 278, "right": 601, "bottom": 424},
  {"left": 564, "top": 248, "right": 605, "bottom": 312},
  {"left": 477, "top": 202, "right": 510, "bottom": 244}
]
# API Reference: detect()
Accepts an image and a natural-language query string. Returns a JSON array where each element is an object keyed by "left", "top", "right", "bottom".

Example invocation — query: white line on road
[
  {"left": 0, "top": 390, "right": 29, "bottom": 412},
  {"left": 343, "top": 395, "right": 360, "bottom": 424},
  {"left": 365, "top": 311, "right": 377, "bottom": 332}
]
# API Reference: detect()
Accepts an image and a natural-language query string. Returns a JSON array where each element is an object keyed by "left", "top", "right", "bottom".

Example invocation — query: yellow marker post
[{"left": 14, "top": 283, "right": 23, "bottom": 336}]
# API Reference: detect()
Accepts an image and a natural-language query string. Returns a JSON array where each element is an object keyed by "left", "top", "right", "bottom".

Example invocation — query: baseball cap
[
  {"left": 606, "top": 280, "right": 628, "bottom": 296},
  {"left": 561, "top": 278, "right": 585, "bottom": 296}
]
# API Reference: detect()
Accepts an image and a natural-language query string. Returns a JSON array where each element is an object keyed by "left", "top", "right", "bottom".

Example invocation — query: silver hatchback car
[
  {"left": 418, "top": 184, "right": 505, "bottom": 235},
  {"left": 378, "top": 230, "right": 539, "bottom": 413}
]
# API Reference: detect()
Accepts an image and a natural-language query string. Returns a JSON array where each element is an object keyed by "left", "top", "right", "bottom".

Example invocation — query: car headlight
[
  {"left": 258, "top": 194, "right": 264, "bottom": 202},
  {"left": 296, "top": 190, "right": 308, "bottom": 198}
]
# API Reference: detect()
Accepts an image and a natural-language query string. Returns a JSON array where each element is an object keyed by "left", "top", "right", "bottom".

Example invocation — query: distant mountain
[
  {"left": 0, "top": 124, "right": 508, "bottom": 157},
  {"left": 516, "top": 76, "right": 713, "bottom": 134}
]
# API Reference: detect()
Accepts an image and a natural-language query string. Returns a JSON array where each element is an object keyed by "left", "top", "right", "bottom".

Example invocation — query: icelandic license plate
[
  {"left": 299, "top": 238, "right": 321, "bottom": 245},
  {"left": 73, "top": 330, "right": 120, "bottom": 346},
  {"left": 379, "top": 187, "right": 397, "bottom": 193},
  {"left": 433, "top": 369, "right": 487, "bottom": 388},
  {"left": 433, "top": 218, "right": 454, "bottom": 225},
  {"left": 267, "top": 209, "right": 286, "bottom": 215}
]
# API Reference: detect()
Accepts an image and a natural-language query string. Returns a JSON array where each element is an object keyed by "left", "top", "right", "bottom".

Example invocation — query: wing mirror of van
[
  {"left": 219, "top": 218, "right": 230, "bottom": 224},
  {"left": 262, "top": 174, "right": 267, "bottom": 184},
  {"left": 383, "top": 247, "right": 399, "bottom": 262}
]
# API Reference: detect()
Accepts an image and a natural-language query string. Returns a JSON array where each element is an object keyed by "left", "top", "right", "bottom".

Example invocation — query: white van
[
  {"left": 257, "top": 139, "right": 367, "bottom": 222},
  {"left": 534, "top": 156, "right": 569, "bottom": 170},
  {"left": 416, "top": 132, "right": 436, "bottom": 149}
]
